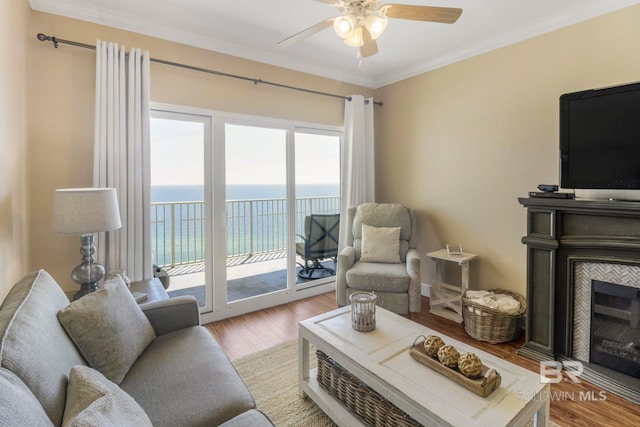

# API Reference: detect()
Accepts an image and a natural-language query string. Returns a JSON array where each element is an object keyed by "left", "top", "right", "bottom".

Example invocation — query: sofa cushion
[
  {"left": 121, "top": 325, "right": 257, "bottom": 427},
  {"left": 0, "top": 367, "right": 54, "bottom": 427},
  {"left": 360, "top": 224, "right": 401, "bottom": 263},
  {"left": 346, "top": 261, "right": 409, "bottom": 292},
  {"left": 0, "top": 270, "right": 87, "bottom": 426},
  {"left": 57, "top": 276, "right": 156, "bottom": 384},
  {"left": 62, "top": 365, "right": 152, "bottom": 427}
]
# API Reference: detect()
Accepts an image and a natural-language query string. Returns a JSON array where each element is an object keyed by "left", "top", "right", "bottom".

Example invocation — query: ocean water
[
  {"left": 151, "top": 184, "right": 340, "bottom": 202},
  {"left": 151, "top": 184, "right": 340, "bottom": 266}
]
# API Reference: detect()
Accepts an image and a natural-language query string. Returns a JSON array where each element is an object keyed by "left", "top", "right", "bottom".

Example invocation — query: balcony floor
[{"left": 162, "top": 252, "right": 335, "bottom": 304}]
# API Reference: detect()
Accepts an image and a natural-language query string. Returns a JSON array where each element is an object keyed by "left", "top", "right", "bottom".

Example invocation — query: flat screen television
[{"left": 560, "top": 81, "right": 640, "bottom": 190}]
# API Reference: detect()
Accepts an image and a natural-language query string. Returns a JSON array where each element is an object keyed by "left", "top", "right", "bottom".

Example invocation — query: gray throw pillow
[
  {"left": 62, "top": 365, "right": 152, "bottom": 427},
  {"left": 57, "top": 276, "right": 156, "bottom": 384},
  {"left": 0, "top": 367, "right": 54, "bottom": 427}
]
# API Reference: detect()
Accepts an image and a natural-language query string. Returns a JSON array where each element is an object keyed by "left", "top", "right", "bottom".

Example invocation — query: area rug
[
  {"left": 233, "top": 340, "right": 560, "bottom": 427},
  {"left": 233, "top": 340, "right": 336, "bottom": 427}
]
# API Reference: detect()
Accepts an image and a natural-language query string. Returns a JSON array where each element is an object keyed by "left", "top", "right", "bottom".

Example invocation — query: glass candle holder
[{"left": 350, "top": 292, "right": 377, "bottom": 332}]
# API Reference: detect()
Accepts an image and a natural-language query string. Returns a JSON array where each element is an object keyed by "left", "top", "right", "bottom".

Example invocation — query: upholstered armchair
[{"left": 336, "top": 203, "right": 421, "bottom": 314}]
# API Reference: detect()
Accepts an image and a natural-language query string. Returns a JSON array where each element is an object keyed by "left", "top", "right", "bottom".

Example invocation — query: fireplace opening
[{"left": 590, "top": 280, "right": 640, "bottom": 379}]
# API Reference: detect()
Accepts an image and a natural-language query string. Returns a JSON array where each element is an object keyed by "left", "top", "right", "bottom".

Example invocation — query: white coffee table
[{"left": 299, "top": 306, "right": 549, "bottom": 426}]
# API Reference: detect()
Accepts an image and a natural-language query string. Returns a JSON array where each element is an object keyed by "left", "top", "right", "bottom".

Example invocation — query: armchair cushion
[
  {"left": 57, "top": 277, "right": 156, "bottom": 384},
  {"left": 360, "top": 224, "right": 401, "bottom": 263},
  {"left": 346, "top": 261, "right": 409, "bottom": 292},
  {"left": 62, "top": 366, "right": 152, "bottom": 427}
]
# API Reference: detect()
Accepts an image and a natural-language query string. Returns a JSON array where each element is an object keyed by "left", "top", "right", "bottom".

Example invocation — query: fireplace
[
  {"left": 590, "top": 280, "right": 640, "bottom": 379},
  {"left": 519, "top": 197, "right": 640, "bottom": 404}
]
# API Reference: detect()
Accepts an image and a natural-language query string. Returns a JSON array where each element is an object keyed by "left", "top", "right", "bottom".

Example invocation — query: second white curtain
[
  {"left": 339, "top": 95, "right": 375, "bottom": 251},
  {"left": 93, "top": 40, "right": 153, "bottom": 282}
]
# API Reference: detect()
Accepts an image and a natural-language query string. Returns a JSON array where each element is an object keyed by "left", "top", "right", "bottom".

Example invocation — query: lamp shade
[{"left": 52, "top": 188, "right": 122, "bottom": 235}]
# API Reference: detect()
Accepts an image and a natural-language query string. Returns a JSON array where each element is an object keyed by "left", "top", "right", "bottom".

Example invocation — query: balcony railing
[{"left": 151, "top": 196, "right": 340, "bottom": 268}]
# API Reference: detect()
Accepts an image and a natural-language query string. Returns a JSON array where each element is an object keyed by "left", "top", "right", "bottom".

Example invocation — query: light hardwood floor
[{"left": 204, "top": 292, "right": 640, "bottom": 427}]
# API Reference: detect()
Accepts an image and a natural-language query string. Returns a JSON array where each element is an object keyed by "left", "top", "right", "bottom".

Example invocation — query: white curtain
[
  {"left": 93, "top": 40, "right": 153, "bottom": 282},
  {"left": 339, "top": 95, "right": 375, "bottom": 250}
]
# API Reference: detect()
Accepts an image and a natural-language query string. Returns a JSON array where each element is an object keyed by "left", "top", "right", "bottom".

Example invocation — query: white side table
[{"left": 427, "top": 249, "right": 478, "bottom": 323}]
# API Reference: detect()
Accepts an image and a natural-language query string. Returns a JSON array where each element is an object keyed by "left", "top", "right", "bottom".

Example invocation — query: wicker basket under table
[
  {"left": 316, "top": 350, "right": 421, "bottom": 427},
  {"left": 461, "top": 289, "right": 526, "bottom": 344}
]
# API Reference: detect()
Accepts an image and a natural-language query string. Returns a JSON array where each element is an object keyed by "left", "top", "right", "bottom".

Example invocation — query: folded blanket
[
  {"left": 495, "top": 294, "right": 521, "bottom": 315},
  {"left": 466, "top": 291, "right": 521, "bottom": 314},
  {"left": 465, "top": 290, "right": 493, "bottom": 300}
]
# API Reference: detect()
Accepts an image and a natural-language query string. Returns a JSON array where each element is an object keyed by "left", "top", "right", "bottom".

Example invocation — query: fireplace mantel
[{"left": 519, "top": 197, "right": 640, "bottom": 402}]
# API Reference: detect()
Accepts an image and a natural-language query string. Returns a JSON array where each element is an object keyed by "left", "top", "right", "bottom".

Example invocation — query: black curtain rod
[{"left": 37, "top": 33, "right": 383, "bottom": 107}]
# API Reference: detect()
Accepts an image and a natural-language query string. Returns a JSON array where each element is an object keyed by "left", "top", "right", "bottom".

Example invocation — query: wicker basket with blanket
[{"left": 461, "top": 289, "right": 526, "bottom": 344}]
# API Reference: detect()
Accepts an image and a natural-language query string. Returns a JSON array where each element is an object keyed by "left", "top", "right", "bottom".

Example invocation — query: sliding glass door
[
  {"left": 224, "top": 124, "right": 288, "bottom": 303},
  {"left": 294, "top": 131, "right": 341, "bottom": 288},
  {"left": 151, "top": 103, "right": 341, "bottom": 322},
  {"left": 149, "top": 110, "right": 212, "bottom": 313}
]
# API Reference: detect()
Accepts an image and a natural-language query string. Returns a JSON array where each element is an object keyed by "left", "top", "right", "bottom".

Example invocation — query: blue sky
[{"left": 150, "top": 118, "right": 340, "bottom": 186}]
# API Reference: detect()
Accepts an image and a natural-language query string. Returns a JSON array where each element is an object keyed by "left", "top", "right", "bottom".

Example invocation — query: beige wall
[
  {"left": 376, "top": 4, "right": 640, "bottom": 295},
  {"left": 23, "top": 5, "right": 640, "bottom": 297},
  {"left": 0, "top": 0, "right": 30, "bottom": 300},
  {"left": 29, "top": 11, "right": 374, "bottom": 291}
]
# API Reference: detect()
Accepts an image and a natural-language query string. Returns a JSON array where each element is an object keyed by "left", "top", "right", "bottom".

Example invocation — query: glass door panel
[
  {"left": 294, "top": 131, "right": 341, "bottom": 286},
  {"left": 225, "top": 124, "right": 288, "bottom": 302},
  {"left": 150, "top": 113, "right": 211, "bottom": 312}
]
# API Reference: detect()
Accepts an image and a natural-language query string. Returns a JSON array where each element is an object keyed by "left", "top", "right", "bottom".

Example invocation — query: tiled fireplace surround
[
  {"left": 519, "top": 197, "right": 640, "bottom": 404},
  {"left": 572, "top": 262, "right": 640, "bottom": 363}
]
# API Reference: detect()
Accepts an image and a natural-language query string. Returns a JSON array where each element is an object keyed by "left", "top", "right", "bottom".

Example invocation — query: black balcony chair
[{"left": 296, "top": 213, "right": 340, "bottom": 280}]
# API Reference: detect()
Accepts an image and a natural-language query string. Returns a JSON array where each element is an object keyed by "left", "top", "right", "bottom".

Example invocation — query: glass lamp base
[
  {"left": 73, "top": 282, "right": 99, "bottom": 301},
  {"left": 70, "top": 234, "right": 106, "bottom": 300}
]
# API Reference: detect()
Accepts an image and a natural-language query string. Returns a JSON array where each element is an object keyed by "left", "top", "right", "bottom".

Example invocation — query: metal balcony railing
[{"left": 151, "top": 196, "right": 340, "bottom": 269}]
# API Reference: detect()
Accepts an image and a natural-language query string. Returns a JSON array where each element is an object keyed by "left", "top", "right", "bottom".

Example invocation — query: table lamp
[{"left": 51, "top": 188, "right": 122, "bottom": 300}]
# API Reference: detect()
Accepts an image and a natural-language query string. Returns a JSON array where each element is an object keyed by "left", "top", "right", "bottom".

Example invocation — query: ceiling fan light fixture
[
  {"left": 333, "top": 15, "right": 355, "bottom": 38},
  {"left": 364, "top": 15, "right": 387, "bottom": 40},
  {"left": 343, "top": 25, "right": 364, "bottom": 47},
  {"left": 279, "top": 1, "right": 464, "bottom": 58}
]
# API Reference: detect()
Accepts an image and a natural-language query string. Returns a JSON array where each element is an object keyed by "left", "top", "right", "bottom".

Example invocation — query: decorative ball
[
  {"left": 437, "top": 344, "right": 460, "bottom": 368},
  {"left": 458, "top": 353, "right": 484, "bottom": 378},
  {"left": 423, "top": 335, "right": 446, "bottom": 357}
]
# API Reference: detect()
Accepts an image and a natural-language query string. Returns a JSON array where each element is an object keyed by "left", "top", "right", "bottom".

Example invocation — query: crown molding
[
  {"left": 29, "top": 0, "right": 379, "bottom": 88},
  {"left": 31, "top": 0, "right": 640, "bottom": 90},
  {"left": 374, "top": 0, "right": 640, "bottom": 88}
]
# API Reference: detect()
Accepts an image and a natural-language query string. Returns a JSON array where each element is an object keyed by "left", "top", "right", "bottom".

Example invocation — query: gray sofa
[{"left": 0, "top": 269, "right": 273, "bottom": 427}]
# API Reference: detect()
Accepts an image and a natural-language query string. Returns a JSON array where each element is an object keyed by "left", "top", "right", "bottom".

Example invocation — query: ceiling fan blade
[
  {"left": 278, "top": 18, "right": 335, "bottom": 47},
  {"left": 380, "top": 5, "right": 462, "bottom": 24},
  {"left": 359, "top": 27, "right": 378, "bottom": 58}
]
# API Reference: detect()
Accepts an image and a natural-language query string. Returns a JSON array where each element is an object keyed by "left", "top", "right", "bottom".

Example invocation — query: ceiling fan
[{"left": 278, "top": 0, "right": 462, "bottom": 58}]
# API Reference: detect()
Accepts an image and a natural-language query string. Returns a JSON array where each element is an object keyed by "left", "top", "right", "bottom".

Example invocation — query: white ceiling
[{"left": 30, "top": 0, "right": 640, "bottom": 89}]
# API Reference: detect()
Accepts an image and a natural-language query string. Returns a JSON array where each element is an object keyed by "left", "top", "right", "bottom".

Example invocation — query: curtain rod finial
[{"left": 37, "top": 33, "right": 58, "bottom": 48}]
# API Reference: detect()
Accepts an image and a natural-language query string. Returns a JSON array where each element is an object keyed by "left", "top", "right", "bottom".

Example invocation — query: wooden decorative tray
[{"left": 409, "top": 337, "right": 501, "bottom": 397}]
